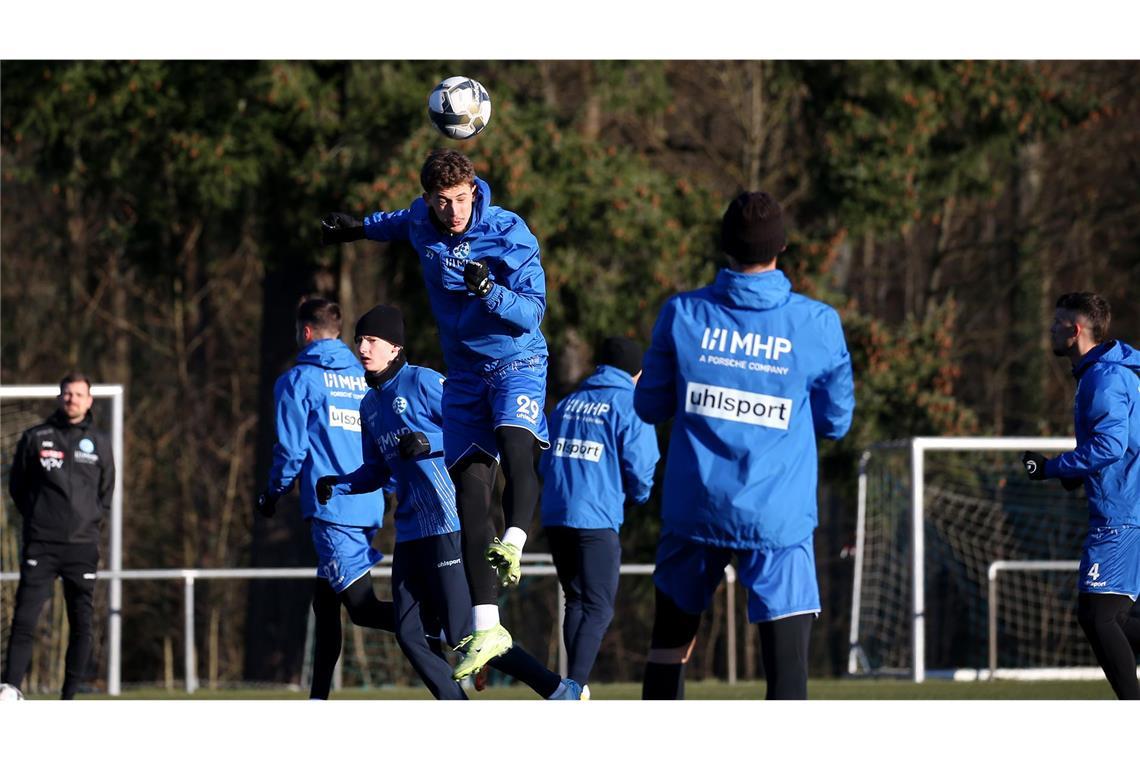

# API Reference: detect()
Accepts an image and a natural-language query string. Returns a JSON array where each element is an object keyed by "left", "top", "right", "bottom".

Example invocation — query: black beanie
[
  {"left": 721, "top": 191, "right": 786, "bottom": 264},
  {"left": 598, "top": 336, "right": 643, "bottom": 377},
  {"left": 354, "top": 304, "right": 405, "bottom": 346}
]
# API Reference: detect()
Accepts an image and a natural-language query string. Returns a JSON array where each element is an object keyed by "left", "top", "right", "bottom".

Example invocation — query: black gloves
[
  {"left": 1061, "top": 477, "right": 1083, "bottom": 492},
  {"left": 320, "top": 212, "right": 365, "bottom": 245},
  {"left": 1021, "top": 451, "right": 1048, "bottom": 481},
  {"left": 463, "top": 260, "right": 493, "bottom": 298},
  {"left": 316, "top": 476, "right": 339, "bottom": 505},
  {"left": 255, "top": 489, "right": 280, "bottom": 518},
  {"left": 398, "top": 431, "right": 431, "bottom": 460}
]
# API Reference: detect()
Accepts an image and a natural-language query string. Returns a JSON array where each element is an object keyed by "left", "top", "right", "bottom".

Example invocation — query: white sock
[
  {"left": 547, "top": 679, "right": 569, "bottom": 700},
  {"left": 473, "top": 604, "right": 500, "bottom": 631},
  {"left": 503, "top": 526, "right": 527, "bottom": 550}
]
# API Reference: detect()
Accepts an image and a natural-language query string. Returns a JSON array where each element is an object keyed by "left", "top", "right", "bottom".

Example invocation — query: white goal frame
[
  {"left": 848, "top": 436, "right": 1077, "bottom": 683},
  {"left": 0, "top": 384, "right": 125, "bottom": 694}
]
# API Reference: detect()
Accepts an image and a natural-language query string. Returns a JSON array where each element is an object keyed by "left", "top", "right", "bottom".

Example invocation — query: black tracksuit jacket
[{"left": 8, "top": 410, "right": 115, "bottom": 544}]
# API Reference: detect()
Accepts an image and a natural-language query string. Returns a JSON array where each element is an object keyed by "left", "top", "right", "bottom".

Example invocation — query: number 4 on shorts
[{"left": 1086, "top": 563, "right": 1100, "bottom": 581}]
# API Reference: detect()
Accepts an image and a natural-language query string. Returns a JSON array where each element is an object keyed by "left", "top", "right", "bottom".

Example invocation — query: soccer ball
[
  {"left": 0, "top": 682, "right": 25, "bottom": 701},
  {"left": 427, "top": 76, "right": 492, "bottom": 140}
]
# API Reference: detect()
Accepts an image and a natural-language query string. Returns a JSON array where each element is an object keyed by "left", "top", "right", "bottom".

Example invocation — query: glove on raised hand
[{"left": 320, "top": 212, "right": 365, "bottom": 245}]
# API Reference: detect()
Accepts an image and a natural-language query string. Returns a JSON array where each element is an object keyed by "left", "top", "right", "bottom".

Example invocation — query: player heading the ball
[{"left": 320, "top": 148, "right": 552, "bottom": 682}]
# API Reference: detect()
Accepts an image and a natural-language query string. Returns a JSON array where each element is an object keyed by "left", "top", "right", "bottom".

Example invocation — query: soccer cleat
[
  {"left": 581, "top": 684, "right": 591, "bottom": 700},
  {"left": 548, "top": 678, "right": 586, "bottom": 700},
  {"left": 485, "top": 538, "right": 522, "bottom": 587},
  {"left": 452, "top": 624, "right": 513, "bottom": 681},
  {"left": 474, "top": 664, "right": 490, "bottom": 691}
]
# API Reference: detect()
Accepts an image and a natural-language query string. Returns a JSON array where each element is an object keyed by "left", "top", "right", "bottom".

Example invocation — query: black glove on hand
[
  {"left": 1021, "top": 451, "right": 1048, "bottom": 481},
  {"left": 315, "top": 476, "right": 339, "bottom": 505},
  {"left": 255, "top": 489, "right": 280, "bottom": 518},
  {"left": 397, "top": 431, "right": 431, "bottom": 460},
  {"left": 463, "top": 260, "right": 494, "bottom": 298},
  {"left": 320, "top": 212, "right": 365, "bottom": 245},
  {"left": 1061, "top": 476, "right": 1083, "bottom": 492}
]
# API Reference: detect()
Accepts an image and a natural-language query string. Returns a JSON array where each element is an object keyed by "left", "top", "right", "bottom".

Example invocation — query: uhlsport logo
[
  {"left": 552, "top": 438, "right": 605, "bottom": 462},
  {"left": 392, "top": 396, "right": 408, "bottom": 415},
  {"left": 685, "top": 382, "right": 792, "bottom": 430},
  {"left": 329, "top": 405, "right": 362, "bottom": 433}
]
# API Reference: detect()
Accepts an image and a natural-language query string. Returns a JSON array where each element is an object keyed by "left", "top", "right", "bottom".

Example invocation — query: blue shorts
[
  {"left": 311, "top": 518, "right": 384, "bottom": 594},
  {"left": 1079, "top": 525, "right": 1140, "bottom": 600},
  {"left": 653, "top": 532, "right": 820, "bottom": 623},
  {"left": 442, "top": 355, "right": 551, "bottom": 467}
]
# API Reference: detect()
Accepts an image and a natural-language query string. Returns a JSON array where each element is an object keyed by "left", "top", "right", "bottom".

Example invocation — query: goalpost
[
  {"left": 0, "top": 384, "right": 125, "bottom": 695},
  {"left": 845, "top": 436, "right": 1119, "bottom": 683}
]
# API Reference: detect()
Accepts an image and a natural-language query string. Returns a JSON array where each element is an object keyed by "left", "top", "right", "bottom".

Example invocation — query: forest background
[{"left": 2, "top": 59, "right": 1137, "bottom": 688}]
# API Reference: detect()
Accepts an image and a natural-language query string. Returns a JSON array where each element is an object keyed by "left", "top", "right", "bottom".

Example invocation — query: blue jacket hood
[
  {"left": 1074, "top": 340, "right": 1140, "bottom": 379},
  {"left": 712, "top": 269, "right": 793, "bottom": 311},
  {"left": 581, "top": 364, "right": 635, "bottom": 391},
  {"left": 295, "top": 339, "right": 360, "bottom": 372}
]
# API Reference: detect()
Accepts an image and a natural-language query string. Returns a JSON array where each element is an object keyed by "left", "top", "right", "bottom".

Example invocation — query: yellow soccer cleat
[
  {"left": 452, "top": 624, "right": 513, "bottom": 681},
  {"left": 485, "top": 538, "right": 522, "bottom": 587}
]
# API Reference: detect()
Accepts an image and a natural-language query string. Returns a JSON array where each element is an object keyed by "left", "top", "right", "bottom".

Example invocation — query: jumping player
[{"left": 321, "top": 149, "right": 550, "bottom": 680}]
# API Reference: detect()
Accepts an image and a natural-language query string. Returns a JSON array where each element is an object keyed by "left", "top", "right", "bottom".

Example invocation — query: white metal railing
[{"left": 1, "top": 557, "right": 738, "bottom": 694}]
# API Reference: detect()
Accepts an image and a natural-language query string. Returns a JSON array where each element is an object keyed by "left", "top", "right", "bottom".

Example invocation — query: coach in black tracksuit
[{"left": 3, "top": 373, "right": 115, "bottom": 699}]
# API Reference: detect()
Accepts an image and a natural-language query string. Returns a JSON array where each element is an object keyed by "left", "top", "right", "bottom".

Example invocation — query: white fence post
[{"left": 185, "top": 573, "right": 197, "bottom": 694}]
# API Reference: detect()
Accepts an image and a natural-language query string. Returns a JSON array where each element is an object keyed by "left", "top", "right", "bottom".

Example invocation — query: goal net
[{"left": 846, "top": 437, "right": 1110, "bottom": 681}]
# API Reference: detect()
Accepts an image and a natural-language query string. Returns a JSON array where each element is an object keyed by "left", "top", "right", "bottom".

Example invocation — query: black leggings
[
  {"left": 448, "top": 427, "right": 540, "bottom": 606},
  {"left": 495, "top": 425, "right": 542, "bottom": 532},
  {"left": 642, "top": 587, "right": 813, "bottom": 700},
  {"left": 2, "top": 541, "right": 98, "bottom": 699},
  {"left": 450, "top": 451, "right": 501, "bottom": 607},
  {"left": 1077, "top": 593, "right": 1140, "bottom": 700},
  {"left": 309, "top": 575, "right": 396, "bottom": 700}
]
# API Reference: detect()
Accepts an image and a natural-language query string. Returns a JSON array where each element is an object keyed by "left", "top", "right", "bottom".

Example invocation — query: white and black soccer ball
[
  {"left": 0, "top": 682, "right": 25, "bottom": 701},
  {"left": 427, "top": 76, "right": 492, "bottom": 140}
]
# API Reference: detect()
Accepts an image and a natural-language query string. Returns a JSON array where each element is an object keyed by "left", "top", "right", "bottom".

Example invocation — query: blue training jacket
[
  {"left": 362, "top": 177, "right": 547, "bottom": 376},
  {"left": 540, "top": 364, "right": 660, "bottom": 532},
  {"left": 267, "top": 339, "right": 382, "bottom": 527},
  {"left": 334, "top": 362, "right": 460, "bottom": 543},
  {"left": 1045, "top": 340, "right": 1140, "bottom": 527},
  {"left": 634, "top": 268, "right": 855, "bottom": 550}
]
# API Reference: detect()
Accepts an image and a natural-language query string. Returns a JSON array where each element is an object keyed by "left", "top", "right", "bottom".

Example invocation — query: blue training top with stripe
[
  {"left": 335, "top": 361, "right": 460, "bottom": 543},
  {"left": 361, "top": 177, "right": 548, "bottom": 376}
]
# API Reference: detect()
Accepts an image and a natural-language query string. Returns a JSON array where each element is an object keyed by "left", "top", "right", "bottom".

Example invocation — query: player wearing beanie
[
  {"left": 540, "top": 337, "right": 660, "bottom": 693},
  {"left": 635, "top": 191, "right": 855, "bottom": 700},
  {"left": 316, "top": 305, "right": 583, "bottom": 700}
]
